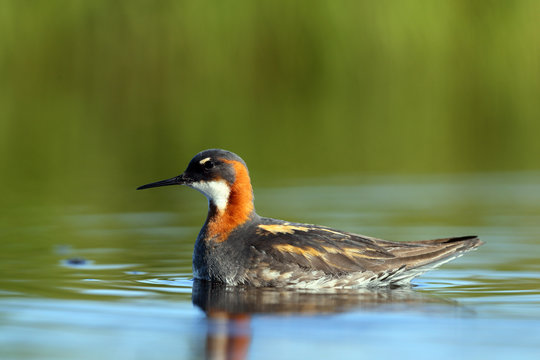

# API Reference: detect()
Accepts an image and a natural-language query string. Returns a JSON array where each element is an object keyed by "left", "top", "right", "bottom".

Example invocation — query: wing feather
[{"left": 250, "top": 219, "right": 396, "bottom": 275}]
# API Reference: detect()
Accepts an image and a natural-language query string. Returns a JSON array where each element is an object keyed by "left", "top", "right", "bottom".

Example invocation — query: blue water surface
[{"left": 1, "top": 173, "right": 539, "bottom": 359}]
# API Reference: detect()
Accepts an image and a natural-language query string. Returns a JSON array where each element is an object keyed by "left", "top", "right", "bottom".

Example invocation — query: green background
[
  {"left": 1, "top": 4, "right": 540, "bottom": 359},
  {"left": 2, "top": 0, "right": 539, "bottom": 206}
]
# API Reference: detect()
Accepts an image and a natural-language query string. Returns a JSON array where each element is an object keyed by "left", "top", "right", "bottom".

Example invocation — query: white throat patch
[{"left": 189, "top": 180, "right": 230, "bottom": 212}]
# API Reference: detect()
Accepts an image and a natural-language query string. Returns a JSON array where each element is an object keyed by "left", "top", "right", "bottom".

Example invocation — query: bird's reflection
[{"left": 192, "top": 279, "right": 457, "bottom": 360}]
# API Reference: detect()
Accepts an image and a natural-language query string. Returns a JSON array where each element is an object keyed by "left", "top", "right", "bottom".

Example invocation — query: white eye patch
[
  {"left": 199, "top": 157, "right": 212, "bottom": 165},
  {"left": 189, "top": 180, "right": 230, "bottom": 212}
]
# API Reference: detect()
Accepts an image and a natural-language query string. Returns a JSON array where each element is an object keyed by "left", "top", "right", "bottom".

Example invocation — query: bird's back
[{"left": 221, "top": 217, "right": 483, "bottom": 288}]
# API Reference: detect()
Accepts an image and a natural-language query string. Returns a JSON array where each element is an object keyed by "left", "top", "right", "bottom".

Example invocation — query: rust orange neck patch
[{"left": 206, "top": 159, "right": 254, "bottom": 242}]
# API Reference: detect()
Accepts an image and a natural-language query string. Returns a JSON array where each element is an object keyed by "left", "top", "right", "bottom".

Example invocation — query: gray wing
[{"left": 244, "top": 219, "right": 481, "bottom": 285}]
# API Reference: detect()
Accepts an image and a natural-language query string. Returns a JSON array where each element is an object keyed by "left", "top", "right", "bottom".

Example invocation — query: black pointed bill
[{"left": 137, "top": 174, "right": 187, "bottom": 190}]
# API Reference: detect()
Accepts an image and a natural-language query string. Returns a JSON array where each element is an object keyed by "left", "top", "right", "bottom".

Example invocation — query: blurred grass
[{"left": 1, "top": 0, "right": 540, "bottom": 205}]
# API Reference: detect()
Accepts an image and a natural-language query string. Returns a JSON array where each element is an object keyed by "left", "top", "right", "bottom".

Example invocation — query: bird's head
[{"left": 137, "top": 149, "right": 253, "bottom": 214}]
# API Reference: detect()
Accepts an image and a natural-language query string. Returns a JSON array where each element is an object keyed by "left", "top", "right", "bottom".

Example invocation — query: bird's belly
[
  {"left": 240, "top": 265, "right": 419, "bottom": 289},
  {"left": 240, "top": 267, "right": 366, "bottom": 289}
]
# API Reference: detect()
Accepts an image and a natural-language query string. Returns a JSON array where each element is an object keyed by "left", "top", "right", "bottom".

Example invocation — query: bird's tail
[{"left": 377, "top": 235, "right": 483, "bottom": 285}]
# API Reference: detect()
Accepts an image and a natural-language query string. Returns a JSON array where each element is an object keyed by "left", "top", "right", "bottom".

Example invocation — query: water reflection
[{"left": 192, "top": 280, "right": 461, "bottom": 360}]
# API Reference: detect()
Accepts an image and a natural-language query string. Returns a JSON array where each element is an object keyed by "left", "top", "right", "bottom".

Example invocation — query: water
[
  {"left": 3, "top": 2, "right": 540, "bottom": 358},
  {"left": 1, "top": 173, "right": 539, "bottom": 359}
]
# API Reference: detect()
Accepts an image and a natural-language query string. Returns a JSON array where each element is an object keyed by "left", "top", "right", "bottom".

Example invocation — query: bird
[{"left": 137, "top": 149, "right": 483, "bottom": 289}]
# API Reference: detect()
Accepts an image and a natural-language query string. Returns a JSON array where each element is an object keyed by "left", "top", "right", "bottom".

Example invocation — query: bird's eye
[{"left": 203, "top": 160, "right": 214, "bottom": 170}]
